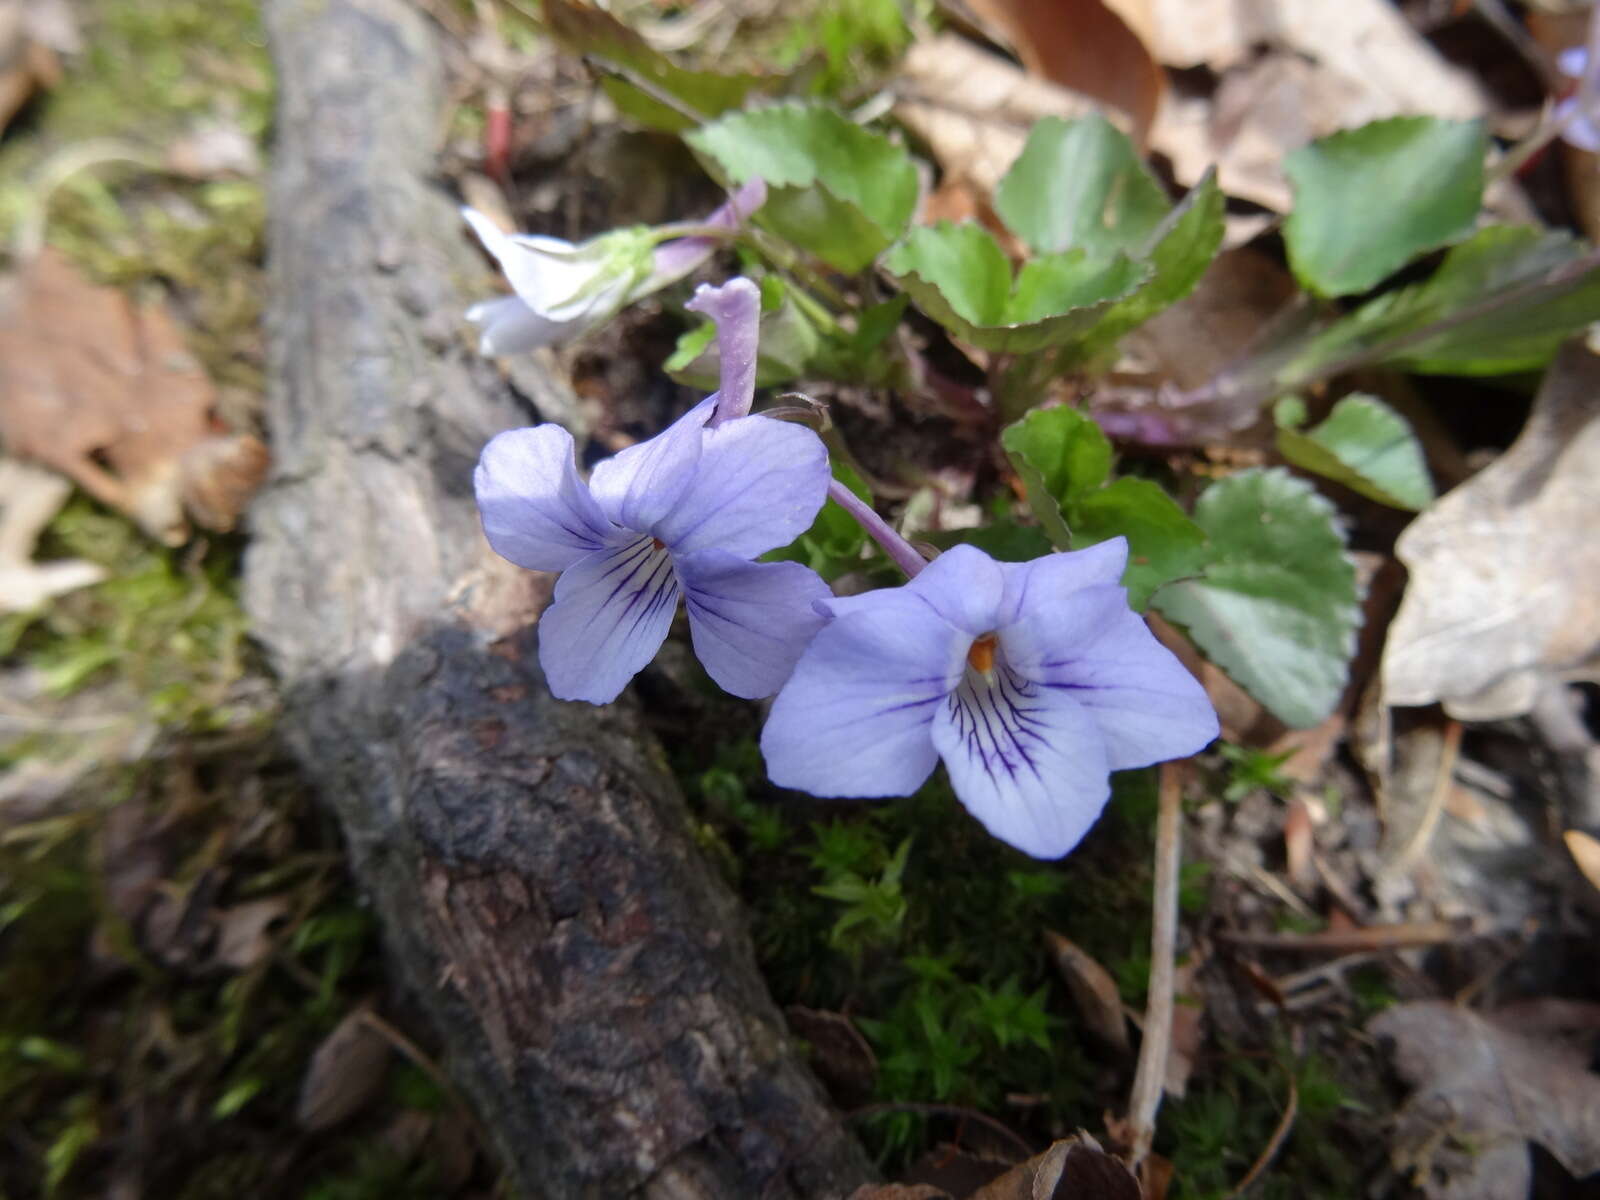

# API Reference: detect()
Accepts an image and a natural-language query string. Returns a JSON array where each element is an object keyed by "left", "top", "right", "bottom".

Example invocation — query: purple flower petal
[
  {"left": 761, "top": 590, "right": 966, "bottom": 797},
  {"left": 654, "top": 415, "right": 829, "bottom": 558},
  {"left": 1001, "top": 583, "right": 1217, "bottom": 770},
  {"left": 465, "top": 296, "right": 582, "bottom": 355},
  {"left": 538, "top": 535, "right": 681, "bottom": 704},
  {"left": 678, "top": 550, "right": 831, "bottom": 698},
  {"left": 685, "top": 277, "right": 761, "bottom": 426},
  {"left": 588, "top": 397, "right": 716, "bottom": 533},
  {"left": 995, "top": 539, "right": 1128, "bottom": 626},
  {"left": 902, "top": 544, "right": 1006, "bottom": 635},
  {"left": 931, "top": 674, "right": 1111, "bottom": 858},
  {"left": 646, "top": 180, "right": 768, "bottom": 290},
  {"left": 475, "top": 424, "right": 618, "bottom": 572}
]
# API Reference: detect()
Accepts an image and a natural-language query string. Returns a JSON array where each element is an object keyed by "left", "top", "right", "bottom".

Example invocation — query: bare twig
[
  {"left": 1125, "top": 761, "right": 1185, "bottom": 1167},
  {"left": 1217, "top": 918, "right": 1477, "bottom": 954},
  {"left": 1224, "top": 1071, "right": 1299, "bottom": 1198}
]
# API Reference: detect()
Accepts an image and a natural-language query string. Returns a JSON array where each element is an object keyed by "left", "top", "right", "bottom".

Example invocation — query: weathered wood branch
[{"left": 243, "top": 1, "right": 872, "bottom": 1195}]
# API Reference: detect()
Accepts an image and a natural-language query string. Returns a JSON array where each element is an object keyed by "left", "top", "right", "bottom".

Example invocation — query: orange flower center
[{"left": 966, "top": 632, "right": 998, "bottom": 675}]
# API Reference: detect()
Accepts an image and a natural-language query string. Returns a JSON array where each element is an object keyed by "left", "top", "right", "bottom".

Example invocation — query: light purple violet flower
[
  {"left": 760, "top": 539, "right": 1218, "bottom": 859},
  {"left": 463, "top": 179, "right": 767, "bottom": 355},
  {"left": 1557, "top": 41, "right": 1600, "bottom": 153},
  {"left": 474, "top": 277, "right": 832, "bottom": 704}
]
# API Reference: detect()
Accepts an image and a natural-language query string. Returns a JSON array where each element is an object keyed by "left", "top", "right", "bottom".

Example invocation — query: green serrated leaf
[
  {"left": 686, "top": 102, "right": 917, "bottom": 271},
  {"left": 994, "top": 114, "right": 1171, "bottom": 257},
  {"left": 544, "top": 0, "right": 772, "bottom": 132},
  {"left": 1073, "top": 477, "right": 1208, "bottom": 609},
  {"left": 1000, "top": 407, "right": 1205, "bottom": 608},
  {"left": 883, "top": 222, "right": 1148, "bottom": 353},
  {"left": 1276, "top": 393, "right": 1435, "bottom": 511},
  {"left": 1285, "top": 225, "right": 1600, "bottom": 379},
  {"left": 1284, "top": 116, "right": 1486, "bottom": 297},
  {"left": 1065, "top": 170, "right": 1225, "bottom": 363},
  {"left": 1153, "top": 468, "right": 1360, "bottom": 729},
  {"left": 1001, "top": 405, "right": 1110, "bottom": 515}
]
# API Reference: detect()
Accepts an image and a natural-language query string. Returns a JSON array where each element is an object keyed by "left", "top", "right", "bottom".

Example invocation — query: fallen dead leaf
[
  {"left": 0, "top": 457, "right": 105, "bottom": 610},
  {"left": 1371, "top": 1001, "right": 1600, "bottom": 1199},
  {"left": 0, "top": 249, "right": 268, "bottom": 544},
  {"left": 1146, "top": 0, "right": 1488, "bottom": 212},
  {"left": 1383, "top": 341, "right": 1600, "bottom": 721},
  {"left": 1165, "top": 957, "right": 1203, "bottom": 1099},
  {"left": 849, "top": 1186, "right": 951, "bottom": 1200},
  {"left": 296, "top": 1009, "right": 393, "bottom": 1132},
  {"left": 212, "top": 895, "right": 291, "bottom": 971},
  {"left": 957, "top": 0, "right": 1165, "bottom": 143},
  {"left": 1282, "top": 797, "right": 1315, "bottom": 892},
  {"left": 1565, "top": 829, "right": 1600, "bottom": 894},
  {"left": 967, "top": 1133, "right": 1140, "bottom": 1200},
  {"left": 893, "top": 34, "right": 1102, "bottom": 199},
  {"left": 0, "top": 0, "right": 77, "bottom": 135},
  {"left": 786, "top": 1006, "right": 878, "bottom": 1108},
  {"left": 1044, "top": 930, "right": 1129, "bottom": 1051}
]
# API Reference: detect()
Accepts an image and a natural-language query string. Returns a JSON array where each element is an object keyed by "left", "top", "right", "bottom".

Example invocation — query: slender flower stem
[
  {"left": 1126, "top": 761, "right": 1184, "bottom": 1168},
  {"left": 827, "top": 479, "right": 927, "bottom": 578}
]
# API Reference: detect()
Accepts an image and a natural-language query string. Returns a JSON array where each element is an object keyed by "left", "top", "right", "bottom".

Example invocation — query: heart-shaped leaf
[
  {"left": 1154, "top": 468, "right": 1360, "bottom": 729},
  {"left": 1284, "top": 116, "right": 1486, "bottom": 298},
  {"left": 687, "top": 102, "right": 917, "bottom": 272}
]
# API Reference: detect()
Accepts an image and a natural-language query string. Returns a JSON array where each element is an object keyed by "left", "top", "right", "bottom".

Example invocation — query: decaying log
[{"left": 243, "top": 1, "right": 872, "bottom": 1195}]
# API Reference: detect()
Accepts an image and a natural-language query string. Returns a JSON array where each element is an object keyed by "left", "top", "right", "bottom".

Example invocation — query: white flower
[
  {"left": 461, "top": 212, "right": 655, "bottom": 355},
  {"left": 462, "top": 180, "right": 767, "bottom": 356}
]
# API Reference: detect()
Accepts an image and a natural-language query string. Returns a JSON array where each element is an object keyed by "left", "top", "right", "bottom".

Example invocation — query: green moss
[{"left": 22, "top": 496, "right": 256, "bottom": 733}]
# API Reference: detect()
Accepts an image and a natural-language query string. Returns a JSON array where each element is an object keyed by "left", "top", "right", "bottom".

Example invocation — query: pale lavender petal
[
  {"left": 1560, "top": 46, "right": 1588, "bottom": 79},
  {"left": 685, "top": 277, "right": 760, "bottom": 426},
  {"left": 1556, "top": 96, "right": 1600, "bottom": 151},
  {"left": 761, "top": 589, "right": 966, "bottom": 797},
  {"left": 901, "top": 544, "right": 1005, "bottom": 636},
  {"left": 1001, "top": 583, "right": 1217, "bottom": 770},
  {"left": 475, "top": 424, "right": 617, "bottom": 571},
  {"left": 654, "top": 415, "right": 828, "bottom": 557},
  {"left": 588, "top": 397, "right": 717, "bottom": 533},
  {"left": 931, "top": 674, "right": 1111, "bottom": 858},
  {"left": 465, "top": 296, "right": 584, "bottom": 355},
  {"left": 678, "top": 549, "right": 831, "bottom": 698},
  {"left": 538, "top": 535, "right": 680, "bottom": 704},
  {"left": 646, "top": 179, "right": 768, "bottom": 288},
  {"left": 995, "top": 538, "right": 1128, "bottom": 626}
]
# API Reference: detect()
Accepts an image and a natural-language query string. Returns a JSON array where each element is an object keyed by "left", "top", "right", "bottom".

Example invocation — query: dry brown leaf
[
  {"left": 1164, "top": 957, "right": 1203, "bottom": 1099},
  {"left": 1146, "top": 0, "right": 1488, "bottom": 212},
  {"left": 296, "top": 1009, "right": 393, "bottom": 1132},
  {"left": 0, "top": 0, "right": 77, "bottom": 135},
  {"left": 0, "top": 457, "right": 105, "bottom": 610},
  {"left": 893, "top": 35, "right": 1102, "bottom": 198},
  {"left": 1565, "top": 829, "right": 1600, "bottom": 895},
  {"left": 958, "top": 0, "right": 1165, "bottom": 143},
  {"left": 785, "top": 1006, "right": 878, "bottom": 1108},
  {"left": 966, "top": 1134, "right": 1140, "bottom": 1200},
  {"left": 1044, "top": 930, "right": 1128, "bottom": 1051},
  {"left": 1383, "top": 341, "right": 1600, "bottom": 721},
  {"left": 849, "top": 1186, "right": 951, "bottom": 1200},
  {"left": 212, "top": 894, "right": 290, "bottom": 971},
  {"left": 1283, "top": 796, "right": 1314, "bottom": 891},
  {"left": 1371, "top": 1001, "right": 1600, "bottom": 1199},
  {"left": 0, "top": 249, "right": 267, "bottom": 544}
]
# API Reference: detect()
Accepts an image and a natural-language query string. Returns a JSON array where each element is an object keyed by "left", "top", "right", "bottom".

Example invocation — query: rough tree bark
[{"left": 243, "top": 1, "right": 872, "bottom": 1196}]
